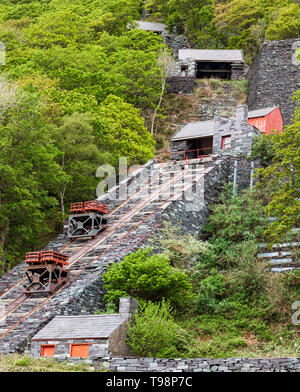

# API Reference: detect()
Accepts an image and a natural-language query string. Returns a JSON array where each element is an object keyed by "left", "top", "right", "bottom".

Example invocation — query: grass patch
[{"left": 0, "top": 354, "right": 99, "bottom": 372}]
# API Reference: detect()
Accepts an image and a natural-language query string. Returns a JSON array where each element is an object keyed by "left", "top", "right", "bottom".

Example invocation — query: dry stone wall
[
  {"left": 65, "top": 356, "right": 300, "bottom": 372},
  {"left": 247, "top": 39, "right": 300, "bottom": 126}
]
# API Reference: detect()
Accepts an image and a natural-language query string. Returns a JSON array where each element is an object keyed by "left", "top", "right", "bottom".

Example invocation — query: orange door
[
  {"left": 70, "top": 344, "right": 90, "bottom": 358},
  {"left": 41, "top": 345, "right": 55, "bottom": 357}
]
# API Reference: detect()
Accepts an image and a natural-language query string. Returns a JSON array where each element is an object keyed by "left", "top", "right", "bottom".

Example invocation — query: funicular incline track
[
  {"left": 0, "top": 166, "right": 162, "bottom": 303},
  {"left": 0, "top": 163, "right": 206, "bottom": 347}
]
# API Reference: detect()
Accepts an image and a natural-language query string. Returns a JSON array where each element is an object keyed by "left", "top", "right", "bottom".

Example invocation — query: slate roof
[
  {"left": 32, "top": 314, "right": 126, "bottom": 340},
  {"left": 248, "top": 107, "right": 279, "bottom": 118},
  {"left": 134, "top": 21, "right": 166, "bottom": 32},
  {"left": 171, "top": 120, "right": 214, "bottom": 141},
  {"left": 178, "top": 49, "right": 244, "bottom": 63}
]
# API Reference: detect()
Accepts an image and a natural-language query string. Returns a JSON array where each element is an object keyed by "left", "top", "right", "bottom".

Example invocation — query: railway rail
[{"left": 0, "top": 163, "right": 206, "bottom": 348}]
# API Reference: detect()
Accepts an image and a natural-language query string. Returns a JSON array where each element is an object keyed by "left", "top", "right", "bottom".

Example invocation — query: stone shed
[
  {"left": 30, "top": 297, "right": 138, "bottom": 359},
  {"left": 168, "top": 49, "right": 245, "bottom": 79},
  {"left": 170, "top": 105, "right": 261, "bottom": 160},
  {"left": 166, "top": 49, "right": 245, "bottom": 93}
]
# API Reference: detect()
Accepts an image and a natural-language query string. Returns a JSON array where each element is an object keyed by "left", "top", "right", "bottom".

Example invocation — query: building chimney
[
  {"left": 119, "top": 297, "right": 138, "bottom": 319},
  {"left": 236, "top": 105, "right": 248, "bottom": 124}
]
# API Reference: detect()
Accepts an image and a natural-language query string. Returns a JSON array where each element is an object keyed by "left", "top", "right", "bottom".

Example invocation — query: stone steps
[{"left": 258, "top": 237, "right": 300, "bottom": 272}]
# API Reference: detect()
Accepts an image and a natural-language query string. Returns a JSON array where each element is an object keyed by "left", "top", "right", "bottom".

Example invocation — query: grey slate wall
[
  {"left": 61, "top": 356, "right": 300, "bottom": 372},
  {"left": 104, "top": 357, "right": 300, "bottom": 372},
  {"left": 165, "top": 34, "right": 189, "bottom": 59},
  {"left": 247, "top": 39, "right": 300, "bottom": 126},
  {"left": 166, "top": 77, "right": 196, "bottom": 94},
  {"left": 212, "top": 105, "right": 261, "bottom": 157}
]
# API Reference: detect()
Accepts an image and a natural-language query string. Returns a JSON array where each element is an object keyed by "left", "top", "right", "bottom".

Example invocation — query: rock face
[{"left": 247, "top": 39, "right": 300, "bottom": 126}]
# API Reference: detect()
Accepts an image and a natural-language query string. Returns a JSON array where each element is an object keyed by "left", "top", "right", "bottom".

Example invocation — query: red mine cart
[
  {"left": 68, "top": 200, "right": 109, "bottom": 239},
  {"left": 23, "top": 250, "right": 69, "bottom": 296}
]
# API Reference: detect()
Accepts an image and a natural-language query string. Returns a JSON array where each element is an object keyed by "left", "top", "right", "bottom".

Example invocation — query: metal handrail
[{"left": 156, "top": 147, "right": 212, "bottom": 164}]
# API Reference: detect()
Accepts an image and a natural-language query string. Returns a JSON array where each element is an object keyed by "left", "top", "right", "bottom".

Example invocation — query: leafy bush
[
  {"left": 126, "top": 300, "right": 189, "bottom": 358},
  {"left": 153, "top": 222, "right": 210, "bottom": 269},
  {"left": 103, "top": 247, "right": 193, "bottom": 309},
  {"left": 250, "top": 133, "right": 279, "bottom": 167},
  {"left": 203, "top": 186, "right": 268, "bottom": 243},
  {"left": 196, "top": 271, "right": 234, "bottom": 314}
]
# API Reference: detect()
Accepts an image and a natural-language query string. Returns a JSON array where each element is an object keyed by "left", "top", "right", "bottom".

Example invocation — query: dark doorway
[
  {"left": 196, "top": 61, "right": 232, "bottom": 80},
  {"left": 185, "top": 136, "right": 213, "bottom": 159}
]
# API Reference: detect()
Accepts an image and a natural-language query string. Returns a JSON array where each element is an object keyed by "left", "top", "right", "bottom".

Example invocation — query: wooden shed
[
  {"left": 30, "top": 297, "right": 138, "bottom": 359},
  {"left": 247, "top": 107, "right": 283, "bottom": 134}
]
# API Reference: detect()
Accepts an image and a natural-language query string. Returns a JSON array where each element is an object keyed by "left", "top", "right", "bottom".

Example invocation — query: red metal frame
[
  {"left": 70, "top": 202, "right": 85, "bottom": 214},
  {"left": 40, "top": 251, "right": 69, "bottom": 266},
  {"left": 70, "top": 201, "right": 108, "bottom": 215},
  {"left": 25, "top": 251, "right": 69, "bottom": 266},
  {"left": 156, "top": 147, "right": 212, "bottom": 163},
  {"left": 25, "top": 252, "right": 40, "bottom": 264},
  {"left": 84, "top": 201, "right": 108, "bottom": 214}
]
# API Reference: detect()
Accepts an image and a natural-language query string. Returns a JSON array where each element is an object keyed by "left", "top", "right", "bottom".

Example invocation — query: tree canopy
[{"left": 256, "top": 94, "right": 300, "bottom": 244}]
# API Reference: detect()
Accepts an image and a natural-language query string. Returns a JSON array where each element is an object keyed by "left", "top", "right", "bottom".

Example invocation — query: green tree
[
  {"left": 145, "top": 0, "right": 220, "bottom": 48},
  {"left": 3, "top": 2, "right": 48, "bottom": 21},
  {"left": 103, "top": 247, "right": 193, "bottom": 309},
  {"left": 96, "top": 95, "right": 155, "bottom": 167},
  {"left": 250, "top": 133, "right": 280, "bottom": 167},
  {"left": 256, "top": 94, "right": 300, "bottom": 244},
  {"left": 87, "top": 0, "right": 141, "bottom": 37},
  {"left": 0, "top": 85, "right": 63, "bottom": 273},
  {"left": 52, "top": 112, "right": 102, "bottom": 215},
  {"left": 214, "top": 0, "right": 299, "bottom": 62},
  {"left": 25, "top": 10, "right": 91, "bottom": 49},
  {"left": 265, "top": 4, "right": 300, "bottom": 40}
]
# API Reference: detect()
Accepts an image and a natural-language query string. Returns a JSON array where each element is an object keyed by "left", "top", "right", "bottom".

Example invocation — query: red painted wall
[{"left": 248, "top": 107, "right": 283, "bottom": 134}]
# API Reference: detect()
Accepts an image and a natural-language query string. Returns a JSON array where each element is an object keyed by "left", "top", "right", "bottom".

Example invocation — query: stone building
[
  {"left": 247, "top": 39, "right": 300, "bottom": 125},
  {"left": 167, "top": 49, "right": 245, "bottom": 94},
  {"left": 170, "top": 105, "right": 261, "bottom": 160},
  {"left": 30, "top": 297, "right": 138, "bottom": 359}
]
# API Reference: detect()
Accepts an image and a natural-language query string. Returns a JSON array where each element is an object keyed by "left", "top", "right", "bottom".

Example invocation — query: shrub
[
  {"left": 155, "top": 222, "right": 210, "bottom": 269},
  {"left": 196, "top": 271, "right": 233, "bottom": 314},
  {"left": 250, "top": 133, "right": 279, "bottom": 167},
  {"left": 203, "top": 185, "right": 268, "bottom": 243},
  {"left": 126, "top": 300, "right": 189, "bottom": 357},
  {"left": 103, "top": 247, "right": 193, "bottom": 309}
]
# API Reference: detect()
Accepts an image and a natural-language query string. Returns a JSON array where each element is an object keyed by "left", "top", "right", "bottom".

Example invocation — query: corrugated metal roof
[
  {"left": 178, "top": 49, "right": 244, "bottom": 63},
  {"left": 32, "top": 315, "right": 125, "bottom": 340},
  {"left": 134, "top": 21, "right": 166, "bottom": 32},
  {"left": 248, "top": 107, "right": 278, "bottom": 118},
  {"left": 171, "top": 120, "right": 214, "bottom": 141}
]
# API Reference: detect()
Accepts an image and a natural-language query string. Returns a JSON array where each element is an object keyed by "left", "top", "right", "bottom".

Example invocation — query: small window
[
  {"left": 70, "top": 344, "right": 90, "bottom": 358},
  {"left": 41, "top": 345, "right": 55, "bottom": 357},
  {"left": 221, "top": 135, "right": 231, "bottom": 149},
  {"left": 181, "top": 65, "right": 188, "bottom": 76}
]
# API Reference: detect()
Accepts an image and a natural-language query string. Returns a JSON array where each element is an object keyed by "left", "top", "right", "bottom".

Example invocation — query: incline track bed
[{"left": 0, "top": 162, "right": 207, "bottom": 353}]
